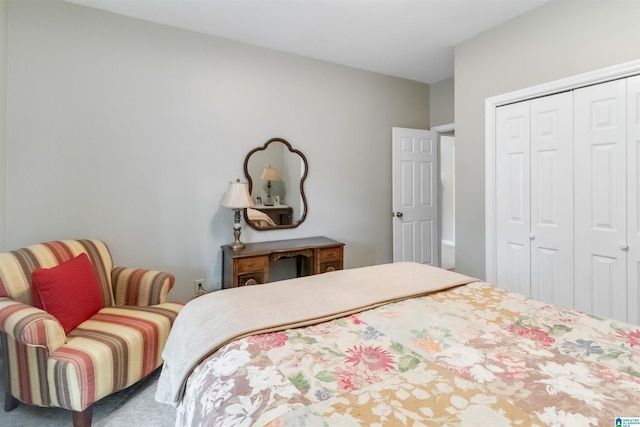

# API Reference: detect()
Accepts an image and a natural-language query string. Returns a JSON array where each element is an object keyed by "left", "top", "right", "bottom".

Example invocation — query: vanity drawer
[
  {"left": 236, "top": 255, "right": 268, "bottom": 274},
  {"left": 315, "top": 245, "right": 344, "bottom": 274},
  {"left": 317, "top": 246, "right": 342, "bottom": 262}
]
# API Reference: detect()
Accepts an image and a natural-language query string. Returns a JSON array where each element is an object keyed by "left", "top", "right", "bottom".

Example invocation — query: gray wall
[
  {"left": 455, "top": 0, "right": 640, "bottom": 279},
  {"left": 429, "top": 77, "right": 454, "bottom": 127},
  {"left": 2, "top": 0, "right": 429, "bottom": 301},
  {"left": 0, "top": 0, "right": 6, "bottom": 251}
]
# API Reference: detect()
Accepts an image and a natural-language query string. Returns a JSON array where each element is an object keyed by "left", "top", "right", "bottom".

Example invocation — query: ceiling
[{"left": 64, "top": 0, "right": 552, "bottom": 84}]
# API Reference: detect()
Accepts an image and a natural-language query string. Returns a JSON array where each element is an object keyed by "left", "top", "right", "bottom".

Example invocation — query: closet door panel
[
  {"left": 530, "top": 92, "right": 574, "bottom": 307},
  {"left": 496, "top": 102, "right": 531, "bottom": 296},
  {"left": 574, "top": 79, "right": 627, "bottom": 320},
  {"left": 591, "top": 255, "right": 620, "bottom": 317},
  {"left": 628, "top": 75, "right": 640, "bottom": 325}
]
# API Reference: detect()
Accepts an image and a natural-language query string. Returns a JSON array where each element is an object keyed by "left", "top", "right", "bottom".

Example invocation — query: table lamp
[
  {"left": 221, "top": 179, "right": 253, "bottom": 250},
  {"left": 260, "top": 165, "right": 280, "bottom": 206}
]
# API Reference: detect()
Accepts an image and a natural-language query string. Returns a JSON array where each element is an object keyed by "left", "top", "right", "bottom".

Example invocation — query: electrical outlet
[{"left": 194, "top": 279, "right": 205, "bottom": 294}]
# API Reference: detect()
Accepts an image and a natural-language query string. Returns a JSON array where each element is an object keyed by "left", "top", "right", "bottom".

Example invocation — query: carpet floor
[{"left": 0, "top": 368, "right": 176, "bottom": 427}]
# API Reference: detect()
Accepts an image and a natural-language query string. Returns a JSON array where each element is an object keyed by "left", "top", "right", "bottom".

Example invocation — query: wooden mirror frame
[{"left": 243, "top": 137, "right": 308, "bottom": 230}]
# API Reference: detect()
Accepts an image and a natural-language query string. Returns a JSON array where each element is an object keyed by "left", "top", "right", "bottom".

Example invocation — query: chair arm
[
  {"left": 111, "top": 267, "right": 175, "bottom": 306},
  {"left": 0, "top": 297, "right": 66, "bottom": 352}
]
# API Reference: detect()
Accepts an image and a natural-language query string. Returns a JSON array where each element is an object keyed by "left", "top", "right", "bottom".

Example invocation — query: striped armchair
[{"left": 0, "top": 240, "right": 183, "bottom": 427}]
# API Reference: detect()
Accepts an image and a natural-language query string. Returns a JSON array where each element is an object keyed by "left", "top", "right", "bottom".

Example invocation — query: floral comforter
[{"left": 175, "top": 282, "right": 640, "bottom": 426}]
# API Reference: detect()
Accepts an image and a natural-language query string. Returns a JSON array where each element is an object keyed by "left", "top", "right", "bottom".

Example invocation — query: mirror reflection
[{"left": 243, "top": 138, "right": 308, "bottom": 230}]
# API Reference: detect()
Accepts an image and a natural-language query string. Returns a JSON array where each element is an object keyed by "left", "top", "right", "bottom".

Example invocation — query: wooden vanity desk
[{"left": 221, "top": 236, "right": 344, "bottom": 289}]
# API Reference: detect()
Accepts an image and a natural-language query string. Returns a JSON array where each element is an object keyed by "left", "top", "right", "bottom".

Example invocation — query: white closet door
[
  {"left": 574, "top": 79, "right": 627, "bottom": 320},
  {"left": 628, "top": 75, "right": 640, "bottom": 325},
  {"left": 530, "top": 92, "right": 574, "bottom": 307},
  {"left": 496, "top": 102, "right": 531, "bottom": 295}
]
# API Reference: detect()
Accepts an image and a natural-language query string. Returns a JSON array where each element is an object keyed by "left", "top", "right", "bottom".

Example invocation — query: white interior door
[
  {"left": 495, "top": 101, "right": 531, "bottom": 296},
  {"left": 496, "top": 93, "right": 574, "bottom": 306},
  {"left": 530, "top": 92, "right": 574, "bottom": 308},
  {"left": 574, "top": 79, "right": 627, "bottom": 320},
  {"left": 627, "top": 75, "right": 640, "bottom": 325},
  {"left": 392, "top": 127, "right": 439, "bottom": 265}
]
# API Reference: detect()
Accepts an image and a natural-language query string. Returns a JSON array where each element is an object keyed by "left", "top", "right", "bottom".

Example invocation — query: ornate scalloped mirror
[{"left": 243, "top": 138, "right": 308, "bottom": 230}]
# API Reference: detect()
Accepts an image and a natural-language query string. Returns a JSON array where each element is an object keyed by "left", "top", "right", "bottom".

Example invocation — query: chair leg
[
  {"left": 4, "top": 392, "right": 18, "bottom": 412},
  {"left": 72, "top": 405, "right": 93, "bottom": 427},
  {"left": 1, "top": 333, "right": 19, "bottom": 412}
]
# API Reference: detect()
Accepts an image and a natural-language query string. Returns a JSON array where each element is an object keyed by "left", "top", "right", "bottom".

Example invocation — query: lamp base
[
  {"left": 230, "top": 208, "right": 246, "bottom": 251},
  {"left": 230, "top": 240, "right": 245, "bottom": 251}
]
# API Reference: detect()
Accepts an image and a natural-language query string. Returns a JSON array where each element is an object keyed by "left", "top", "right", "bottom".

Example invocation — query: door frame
[
  {"left": 485, "top": 59, "right": 640, "bottom": 283},
  {"left": 433, "top": 124, "right": 455, "bottom": 269}
]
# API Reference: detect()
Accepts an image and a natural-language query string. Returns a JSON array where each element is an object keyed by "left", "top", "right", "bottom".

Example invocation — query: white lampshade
[
  {"left": 260, "top": 166, "right": 280, "bottom": 181},
  {"left": 221, "top": 179, "right": 253, "bottom": 208}
]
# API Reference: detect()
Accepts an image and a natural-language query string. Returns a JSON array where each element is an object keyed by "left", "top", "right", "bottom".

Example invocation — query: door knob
[
  {"left": 529, "top": 234, "right": 535, "bottom": 240},
  {"left": 620, "top": 244, "right": 629, "bottom": 251},
  {"left": 396, "top": 212, "right": 404, "bottom": 218}
]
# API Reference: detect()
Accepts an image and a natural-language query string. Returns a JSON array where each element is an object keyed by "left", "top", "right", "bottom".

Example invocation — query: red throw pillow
[{"left": 32, "top": 253, "right": 104, "bottom": 335}]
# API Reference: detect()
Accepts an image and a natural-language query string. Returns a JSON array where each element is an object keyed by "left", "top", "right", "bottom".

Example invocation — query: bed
[{"left": 155, "top": 262, "right": 640, "bottom": 426}]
